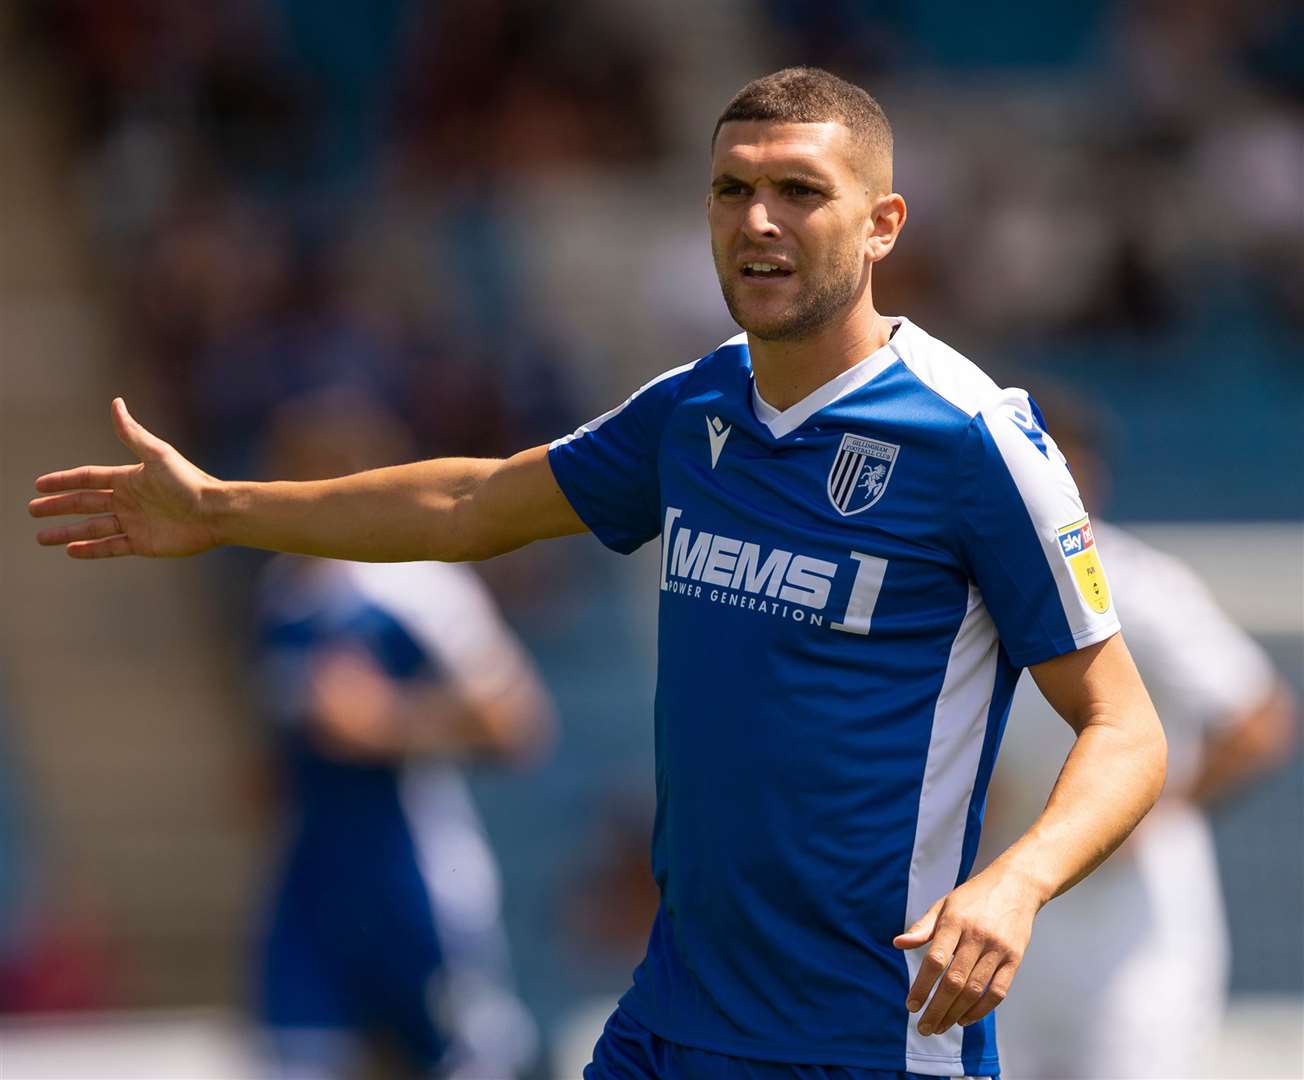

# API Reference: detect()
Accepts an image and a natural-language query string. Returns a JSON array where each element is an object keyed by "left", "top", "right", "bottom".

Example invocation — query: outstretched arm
[
  {"left": 893, "top": 632, "right": 1166, "bottom": 1037},
  {"left": 31, "top": 399, "right": 587, "bottom": 561}
]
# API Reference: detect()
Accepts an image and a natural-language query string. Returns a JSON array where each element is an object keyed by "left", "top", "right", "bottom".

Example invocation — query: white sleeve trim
[{"left": 979, "top": 389, "right": 1118, "bottom": 642}]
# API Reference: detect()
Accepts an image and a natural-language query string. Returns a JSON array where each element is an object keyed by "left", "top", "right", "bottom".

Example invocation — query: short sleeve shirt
[{"left": 548, "top": 317, "right": 1119, "bottom": 1076}]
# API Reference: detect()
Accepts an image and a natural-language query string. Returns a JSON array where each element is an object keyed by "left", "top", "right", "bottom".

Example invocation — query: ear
[{"left": 866, "top": 193, "right": 907, "bottom": 263}]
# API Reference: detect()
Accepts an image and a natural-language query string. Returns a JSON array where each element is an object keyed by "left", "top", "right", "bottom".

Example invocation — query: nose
[{"left": 742, "top": 196, "right": 781, "bottom": 243}]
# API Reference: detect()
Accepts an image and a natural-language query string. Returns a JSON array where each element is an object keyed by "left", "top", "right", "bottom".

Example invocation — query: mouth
[{"left": 739, "top": 260, "right": 794, "bottom": 281}]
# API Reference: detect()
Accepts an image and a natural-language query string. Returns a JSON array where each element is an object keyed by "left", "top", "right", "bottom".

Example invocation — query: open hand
[
  {"left": 892, "top": 866, "right": 1042, "bottom": 1037},
  {"left": 30, "top": 399, "right": 221, "bottom": 558}
]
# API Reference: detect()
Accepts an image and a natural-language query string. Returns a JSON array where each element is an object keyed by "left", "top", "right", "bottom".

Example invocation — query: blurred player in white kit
[
  {"left": 251, "top": 391, "right": 552, "bottom": 1079},
  {"left": 978, "top": 392, "right": 1297, "bottom": 1080}
]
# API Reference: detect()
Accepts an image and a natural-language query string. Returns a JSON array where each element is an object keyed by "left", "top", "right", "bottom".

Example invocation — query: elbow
[
  {"left": 437, "top": 493, "right": 479, "bottom": 562},
  {"left": 441, "top": 491, "right": 515, "bottom": 563},
  {"left": 1147, "top": 714, "right": 1169, "bottom": 807}
]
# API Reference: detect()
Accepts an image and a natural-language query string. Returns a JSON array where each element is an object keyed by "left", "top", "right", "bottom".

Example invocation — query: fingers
[
  {"left": 893, "top": 896, "right": 943, "bottom": 950},
  {"left": 28, "top": 490, "right": 115, "bottom": 518},
  {"left": 914, "top": 935, "right": 980, "bottom": 1036},
  {"left": 956, "top": 960, "right": 1017, "bottom": 1028},
  {"left": 67, "top": 534, "right": 135, "bottom": 559},
  {"left": 31, "top": 398, "right": 162, "bottom": 497},
  {"left": 36, "top": 514, "right": 123, "bottom": 547},
  {"left": 33, "top": 466, "right": 132, "bottom": 496},
  {"left": 906, "top": 915, "right": 1025, "bottom": 1037},
  {"left": 905, "top": 920, "right": 960, "bottom": 1017},
  {"left": 931, "top": 948, "right": 1002, "bottom": 1035},
  {"left": 112, "top": 397, "right": 168, "bottom": 460}
]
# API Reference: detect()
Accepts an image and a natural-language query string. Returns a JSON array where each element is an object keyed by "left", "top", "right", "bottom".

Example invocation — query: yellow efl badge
[{"left": 1055, "top": 517, "right": 1111, "bottom": 614}]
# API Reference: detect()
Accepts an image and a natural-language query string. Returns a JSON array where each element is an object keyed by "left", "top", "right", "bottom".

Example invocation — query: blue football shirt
[{"left": 548, "top": 316, "right": 1120, "bottom": 1076}]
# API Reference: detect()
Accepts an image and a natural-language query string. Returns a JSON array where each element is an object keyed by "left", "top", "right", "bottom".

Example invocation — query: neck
[{"left": 749, "top": 297, "right": 892, "bottom": 411}]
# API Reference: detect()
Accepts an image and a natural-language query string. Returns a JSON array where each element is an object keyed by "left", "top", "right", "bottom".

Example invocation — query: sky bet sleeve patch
[{"left": 1056, "top": 516, "right": 1111, "bottom": 613}]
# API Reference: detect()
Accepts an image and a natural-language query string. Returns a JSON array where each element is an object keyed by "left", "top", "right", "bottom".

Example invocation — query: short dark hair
[{"left": 712, "top": 67, "right": 893, "bottom": 183}]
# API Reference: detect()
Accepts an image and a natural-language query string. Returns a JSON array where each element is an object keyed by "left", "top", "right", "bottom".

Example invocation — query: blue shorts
[{"left": 584, "top": 1006, "right": 996, "bottom": 1080}]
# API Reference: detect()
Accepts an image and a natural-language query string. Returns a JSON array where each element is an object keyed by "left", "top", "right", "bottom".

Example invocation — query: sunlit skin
[
  {"left": 708, "top": 120, "right": 906, "bottom": 410},
  {"left": 28, "top": 109, "right": 1168, "bottom": 1048}
]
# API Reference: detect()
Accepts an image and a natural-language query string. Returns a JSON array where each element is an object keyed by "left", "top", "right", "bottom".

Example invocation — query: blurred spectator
[
  {"left": 977, "top": 388, "right": 1298, "bottom": 1079},
  {"left": 397, "top": 0, "right": 666, "bottom": 181},
  {"left": 250, "top": 391, "right": 554, "bottom": 1078}
]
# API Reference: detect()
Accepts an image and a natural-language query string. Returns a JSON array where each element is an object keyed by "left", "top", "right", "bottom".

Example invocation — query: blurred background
[{"left": 1, "top": 0, "right": 1300, "bottom": 1076}]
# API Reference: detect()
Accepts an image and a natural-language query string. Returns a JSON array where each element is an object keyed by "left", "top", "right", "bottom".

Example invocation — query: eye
[
  {"left": 716, "top": 183, "right": 749, "bottom": 197},
  {"left": 785, "top": 182, "right": 822, "bottom": 198}
]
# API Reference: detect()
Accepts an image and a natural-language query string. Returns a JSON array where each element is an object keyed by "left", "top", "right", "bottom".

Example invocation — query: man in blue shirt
[{"left": 32, "top": 67, "right": 1166, "bottom": 1080}]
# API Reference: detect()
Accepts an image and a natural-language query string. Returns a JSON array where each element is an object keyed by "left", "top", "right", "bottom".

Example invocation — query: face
[{"left": 708, "top": 120, "right": 889, "bottom": 342}]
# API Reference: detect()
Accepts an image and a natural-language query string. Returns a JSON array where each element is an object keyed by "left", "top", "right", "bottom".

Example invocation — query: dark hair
[{"left": 712, "top": 67, "right": 892, "bottom": 179}]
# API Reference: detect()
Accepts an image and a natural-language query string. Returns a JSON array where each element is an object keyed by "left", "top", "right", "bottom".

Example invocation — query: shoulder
[
  {"left": 627, "top": 332, "right": 752, "bottom": 401},
  {"left": 646, "top": 331, "right": 750, "bottom": 394},
  {"left": 889, "top": 318, "right": 1003, "bottom": 421},
  {"left": 650, "top": 331, "right": 750, "bottom": 397},
  {"left": 549, "top": 333, "right": 745, "bottom": 449},
  {"left": 889, "top": 319, "right": 1049, "bottom": 464}
]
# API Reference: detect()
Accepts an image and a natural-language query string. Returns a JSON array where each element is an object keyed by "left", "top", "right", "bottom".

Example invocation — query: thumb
[
  {"left": 893, "top": 897, "right": 944, "bottom": 950},
  {"left": 112, "top": 398, "right": 167, "bottom": 461}
]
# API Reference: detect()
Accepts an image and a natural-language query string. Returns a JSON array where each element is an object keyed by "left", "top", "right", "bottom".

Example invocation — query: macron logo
[{"left": 706, "top": 415, "right": 732, "bottom": 469}]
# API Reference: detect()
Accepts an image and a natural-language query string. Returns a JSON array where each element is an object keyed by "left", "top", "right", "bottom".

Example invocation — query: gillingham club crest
[{"left": 827, "top": 433, "right": 900, "bottom": 516}]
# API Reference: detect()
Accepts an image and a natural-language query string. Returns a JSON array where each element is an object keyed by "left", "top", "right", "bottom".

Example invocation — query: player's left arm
[{"left": 893, "top": 631, "right": 1166, "bottom": 1037}]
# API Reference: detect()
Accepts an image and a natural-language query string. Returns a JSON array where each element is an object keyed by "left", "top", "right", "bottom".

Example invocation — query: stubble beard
[{"left": 715, "top": 240, "right": 865, "bottom": 343}]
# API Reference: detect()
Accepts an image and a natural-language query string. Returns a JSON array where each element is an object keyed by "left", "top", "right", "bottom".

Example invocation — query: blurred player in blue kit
[
  {"left": 979, "top": 393, "right": 1297, "bottom": 1079},
  {"left": 33, "top": 69, "right": 1169, "bottom": 1080},
  {"left": 251, "top": 393, "right": 552, "bottom": 1079}
]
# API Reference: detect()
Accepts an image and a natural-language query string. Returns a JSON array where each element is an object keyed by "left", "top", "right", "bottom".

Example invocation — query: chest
[{"left": 655, "top": 396, "right": 970, "bottom": 643}]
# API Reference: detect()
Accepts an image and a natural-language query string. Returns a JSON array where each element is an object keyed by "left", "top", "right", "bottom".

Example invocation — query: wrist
[
  {"left": 200, "top": 478, "right": 241, "bottom": 548},
  {"left": 990, "top": 848, "right": 1058, "bottom": 910}
]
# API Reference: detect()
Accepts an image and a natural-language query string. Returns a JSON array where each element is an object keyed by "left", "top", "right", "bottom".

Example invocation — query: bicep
[
  {"left": 1027, "top": 632, "right": 1155, "bottom": 736},
  {"left": 467, "top": 445, "right": 588, "bottom": 557}
]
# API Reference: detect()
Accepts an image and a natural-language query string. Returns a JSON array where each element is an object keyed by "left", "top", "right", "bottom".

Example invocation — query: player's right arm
[{"left": 30, "top": 398, "right": 587, "bottom": 562}]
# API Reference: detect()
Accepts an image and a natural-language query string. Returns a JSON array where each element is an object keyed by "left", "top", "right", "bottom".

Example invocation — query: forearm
[
  {"left": 209, "top": 458, "right": 496, "bottom": 562},
  {"left": 396, "top": 681, "right": 554, "bottom": 762},
  {"left": 1187, "top": 683, "right": 1297, "bottom": 806},
  {"left": 392, "top": 684, "right": 496, "bottom": 759},
  {"left": 310, "top": 661, "right": 555, "bottom": 764},
  {"left": 892, "top": 664, "right": 1165, "bottom": 1037},
  {"left": 993, "top": 706, "right": 1167, "bottom": 904},
  {"left": 206, "top": 445, "right": 582, "bottom": 562}
]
